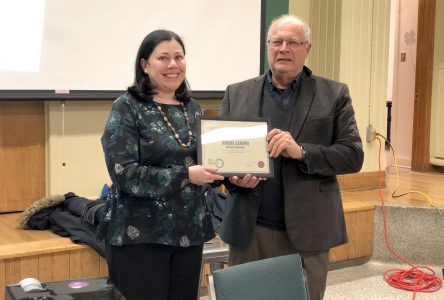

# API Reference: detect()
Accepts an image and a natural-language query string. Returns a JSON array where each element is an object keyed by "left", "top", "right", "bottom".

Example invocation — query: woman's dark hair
[{"left": 127, "top": 29, "right": 191, "bottom": 102}]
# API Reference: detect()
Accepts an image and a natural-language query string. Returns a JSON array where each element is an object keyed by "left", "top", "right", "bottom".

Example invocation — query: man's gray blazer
[{"left": 219, "top": 67, "right": 364, "bottom": 251}]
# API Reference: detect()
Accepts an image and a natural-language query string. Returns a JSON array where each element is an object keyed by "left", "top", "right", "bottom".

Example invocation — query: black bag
[{"left": 203, "top": 184, "right": 226, "bottom": 233}]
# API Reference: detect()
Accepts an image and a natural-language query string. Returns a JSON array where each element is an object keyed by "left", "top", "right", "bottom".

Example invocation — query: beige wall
[
  {"left": 45, "top": 99, "right": 222, "bottom": 198},
  {"left": 340, "top": 0, "right": 390, "bottom": 172},
  {"left": 289, "top": 0, "right": 390, "bottom": 173},
  {"left": 46, "top": 101, "right": 113, "bottom": 198},
  {"left": 390, "top": 0, "right": 418, "bottom": 169}
]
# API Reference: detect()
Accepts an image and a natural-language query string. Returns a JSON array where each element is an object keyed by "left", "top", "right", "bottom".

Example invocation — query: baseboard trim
[{"left": 338, "top": 171, "right": 386, "bottom": 191}]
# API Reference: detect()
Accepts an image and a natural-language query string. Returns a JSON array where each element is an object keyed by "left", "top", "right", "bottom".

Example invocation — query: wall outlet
[
  {"left": 366, "top": 124, "right": 376, "bottom": 142},
  {"left": 401, "top": 51, "right": 406, "bottom": 62}
]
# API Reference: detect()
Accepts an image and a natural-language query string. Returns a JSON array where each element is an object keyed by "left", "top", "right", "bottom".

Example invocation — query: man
[{"left": 219, "top": 15, "right": 364, "bottom": 300}]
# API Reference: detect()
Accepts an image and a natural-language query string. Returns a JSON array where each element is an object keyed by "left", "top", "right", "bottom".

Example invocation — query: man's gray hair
[{"left": 267, "top": 15, "right": 311, "bottom": 42}]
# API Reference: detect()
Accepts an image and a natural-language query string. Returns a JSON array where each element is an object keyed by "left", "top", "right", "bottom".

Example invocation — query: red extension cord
[{"left": 375, "top": 136, "right": 442, "bottom": 299}]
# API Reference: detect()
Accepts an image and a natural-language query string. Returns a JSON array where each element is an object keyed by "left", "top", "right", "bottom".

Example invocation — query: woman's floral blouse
[{"left": 98, "top": 92, "right": 215, "bottom": 247}]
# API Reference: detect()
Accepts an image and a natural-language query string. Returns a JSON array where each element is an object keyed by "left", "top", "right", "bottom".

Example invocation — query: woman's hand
[
  {"left": 188, "top": 165, "right": 225, "bottom": 186},
  {"left": 229, "top": 174, "right": 265, "bottom": 189}
]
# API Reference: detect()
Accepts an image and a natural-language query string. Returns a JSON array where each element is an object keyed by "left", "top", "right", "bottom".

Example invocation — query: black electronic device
[{"left": 5, "top": 277, "right": 125, "bottom": 300}]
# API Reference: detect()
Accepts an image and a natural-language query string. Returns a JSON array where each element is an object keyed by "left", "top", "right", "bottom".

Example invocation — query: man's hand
[{"left": 267, "top": 128, "right": 303, "bottom": 159}]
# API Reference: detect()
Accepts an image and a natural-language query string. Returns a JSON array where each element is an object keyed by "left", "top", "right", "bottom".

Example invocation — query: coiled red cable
[{"left": 375, "top": 136, "right": 442, "bottom": 299}]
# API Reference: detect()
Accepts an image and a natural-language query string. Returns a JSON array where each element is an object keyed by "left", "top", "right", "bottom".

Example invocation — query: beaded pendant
[{"left": 156, "top": 102, "right": 193, "bottom": 148}]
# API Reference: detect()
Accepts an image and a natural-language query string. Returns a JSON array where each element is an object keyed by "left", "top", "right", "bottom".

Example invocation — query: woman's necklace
[{"left": 155, "top": 101, "right": 193, "bottom": 148}]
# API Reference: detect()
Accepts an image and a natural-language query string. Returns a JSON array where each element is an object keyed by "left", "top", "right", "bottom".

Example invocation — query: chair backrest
[{"left": 207, "top": 254, "right": 308, "bottom": 300}]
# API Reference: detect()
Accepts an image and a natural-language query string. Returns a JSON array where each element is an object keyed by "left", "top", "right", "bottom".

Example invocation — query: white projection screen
[{"left": 0, "top": 0, "right": 263, "bottom": 99}]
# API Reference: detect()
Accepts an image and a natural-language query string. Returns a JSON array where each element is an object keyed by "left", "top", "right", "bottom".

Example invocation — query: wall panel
[
  {"left": 0, "top": 101, "right": 45, "bottom": 212},
  {"left": 290, "top": 0, "right": 391, "bottom": 173}
]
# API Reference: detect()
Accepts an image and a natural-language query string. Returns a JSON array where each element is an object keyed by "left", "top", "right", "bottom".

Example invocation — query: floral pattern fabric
[{"left": 98, "top": 92, "right": 215, "bottom": 247}]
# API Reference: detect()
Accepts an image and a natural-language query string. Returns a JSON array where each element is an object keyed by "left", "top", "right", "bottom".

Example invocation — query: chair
[{"left": 206, "top": 254, "right": 308, "bottom": 300}]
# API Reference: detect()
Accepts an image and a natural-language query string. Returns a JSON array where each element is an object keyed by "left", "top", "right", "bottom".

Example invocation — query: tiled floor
[
  {"left": 325, "top": 261, "right": 444, "bottom": 300},
  {"left": 200, "top": 289, "right": 210, "bottom": 300}
]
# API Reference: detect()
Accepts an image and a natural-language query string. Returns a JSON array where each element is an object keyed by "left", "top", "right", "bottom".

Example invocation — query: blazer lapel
[
  {"left": 289, "top": 71, "right": 316, "bottom": 139},
  {"left": 247, "top": 75, "right": 266, "bottom": 117}
]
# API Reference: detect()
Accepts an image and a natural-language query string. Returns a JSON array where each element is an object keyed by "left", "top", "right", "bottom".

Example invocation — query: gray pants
[{"left": 229, "top": 225, "right": 329, "bottom": 300}]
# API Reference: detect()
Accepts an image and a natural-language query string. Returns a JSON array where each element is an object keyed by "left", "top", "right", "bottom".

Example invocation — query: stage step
[
  {"left": 329, "top": 200, "right": 375, "bottom": 263},
  {"left": 325, "top": 204, "right": 444, "bottom": 299}
]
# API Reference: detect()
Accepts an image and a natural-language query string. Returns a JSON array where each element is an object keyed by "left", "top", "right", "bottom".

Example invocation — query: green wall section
[{"left": 263, "top": 0, "right": 289, "bottom": 72}]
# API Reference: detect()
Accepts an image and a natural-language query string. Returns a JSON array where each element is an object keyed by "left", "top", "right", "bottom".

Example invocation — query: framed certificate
[{"left": 197, "top": 116, "right": 274, "bottom": 177}]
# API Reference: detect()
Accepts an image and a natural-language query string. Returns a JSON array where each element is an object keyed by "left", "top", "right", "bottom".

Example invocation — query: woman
[{"left": 99, "top": 29, "right": 224, "bottom": 300}]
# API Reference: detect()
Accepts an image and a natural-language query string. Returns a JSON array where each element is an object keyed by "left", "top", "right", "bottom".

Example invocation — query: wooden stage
[
  {"left": 0, "top": 213, "right": 108, "bottom": 299},
  {"left": 342, "top": 170, "right": 444, "bottom": 209},
  {"left": 0, "top": 170, "right": 442, "bottom": 299}
]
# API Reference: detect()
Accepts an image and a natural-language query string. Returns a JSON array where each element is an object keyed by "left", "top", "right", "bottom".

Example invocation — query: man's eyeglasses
[{"left": 267, "top": 39, "right": 309, "bottom": 48}]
